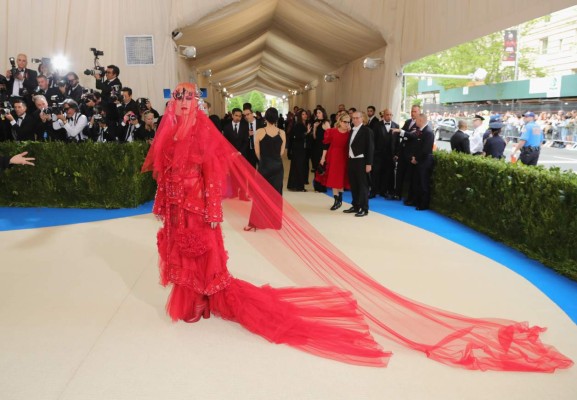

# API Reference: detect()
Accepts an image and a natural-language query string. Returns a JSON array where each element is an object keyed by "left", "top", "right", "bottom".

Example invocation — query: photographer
[
  {"left": 65, "top": 72, "right": 83, "bottom": 103},
  {"left": 87, "top": 107, "right": 117, "bottom": 142},
  {"left": 5, "top": 54, "right": 38, "bottom": 103},
  {"left": 4, "top": 98, "right": 38, "bottom": 141},
  {"left": 94, "top": 64, "right": 121, "bottom": 101},
  {"left": 79, "top": 93, "right": 97, "bottom": 120},
  {"left": 52, "top": 99, "right": 88, "bottom": 142},
  {"left": 36, "top": 75, "right": 60, "bottom": 100},
  {"left": 117, "top": 87, "right": 139, "bottom": 122},
  {"left": 135, "top": 110, "right": 156, "bottom": 142},
  {"left": 32, "top": 95, "right": 56, "bottom": 141},
  {"left": 119, "top": 111, "right": 140, "bottom": 142},
  {"left": 137, "top": 97, "right": 159, "bottom": 120}
]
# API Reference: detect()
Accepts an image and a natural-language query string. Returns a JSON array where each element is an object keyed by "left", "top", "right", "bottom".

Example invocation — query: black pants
[
  {"left": 395, "top": 158, "right": 415, "bottom": 200},
  {"left": 348, "top": 158, "right": 370, "bottom": 211},
  {"left": 520, "top": 149, "right": 539, "bottom": 166},
  {"left": 412, "top": 155, "right": 434, "bottom": 208}
]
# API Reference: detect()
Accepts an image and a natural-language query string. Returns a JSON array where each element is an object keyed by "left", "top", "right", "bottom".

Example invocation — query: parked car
[{"left": 434, "top": 117, "right": 473, "bottom": 141}]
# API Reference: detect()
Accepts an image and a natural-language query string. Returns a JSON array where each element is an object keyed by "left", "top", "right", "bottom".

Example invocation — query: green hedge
[
  {"left": 432, "top": 151, "right": 577, "bottom": 281},
  {"left": 0, "top": 141, "right": 156, "bottom": 208}
]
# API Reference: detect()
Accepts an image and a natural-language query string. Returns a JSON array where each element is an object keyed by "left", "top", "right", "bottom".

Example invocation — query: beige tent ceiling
[{"left": 175, "top": 0, "right": 387, "bottom": 97}]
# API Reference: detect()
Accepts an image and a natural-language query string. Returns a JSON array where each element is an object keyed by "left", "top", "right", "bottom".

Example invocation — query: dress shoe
[
  {"left": 416, "top": 206, "right": 429, "bottom": 211},
  {"left": 392, "top": 195, "right": 401, "bottom": 201},
  {"left": 354, "top": 209, "right": 369, "bottom": 217},
  {"left": 403, "top": 201, "right": 415, "bottom": 206},
  {"left": 343, "top": 206, "right": 357, "bottom": 214}
]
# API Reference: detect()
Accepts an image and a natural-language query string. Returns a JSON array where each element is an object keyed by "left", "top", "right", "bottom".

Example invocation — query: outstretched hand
[{"left": 10, "top": 151, "right": 35, "bottom": 166}]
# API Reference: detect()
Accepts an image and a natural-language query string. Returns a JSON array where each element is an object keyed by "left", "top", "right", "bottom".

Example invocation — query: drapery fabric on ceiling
[{"left": 1, "top": 0, "right": 575, "bottom": 116}]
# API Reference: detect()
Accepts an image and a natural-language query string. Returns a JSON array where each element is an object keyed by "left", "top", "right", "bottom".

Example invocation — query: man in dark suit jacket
[
  {"left": 374, "top": 109, "right": 399, "bottom": 199},
  {"left": 6, "top": 54, "right": 38, "bottom": 104},
  {"left": 367, "top": 106, "right": 380, "bottom": 133},
  {"left": 222, "top": 108, "right": 251, "bottom": 199},
  {"left": 410, "top": 113, "right": 435, "bottom": 211},
  {"left": 243, "top": 106, "right": 265, "bottom": 168},
  {"left": 4, "top": 98, "right": 38, "bottom": 141},
  {"left": 392, "top": 105, "right": 420, "bottom": 203},
  {"left": 450, "top": 120, "right": 471, "bottom": 154},
  {"left": 343, "top": 111, "right": 374, "bottom": 217}
]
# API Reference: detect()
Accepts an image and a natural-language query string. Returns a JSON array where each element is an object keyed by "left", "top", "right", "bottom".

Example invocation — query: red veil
[{"left": 143, "top": 83, "right": 572, "bottom": 372}]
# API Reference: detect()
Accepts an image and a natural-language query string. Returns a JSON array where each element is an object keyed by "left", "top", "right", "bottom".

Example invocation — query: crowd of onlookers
[{"left": 426, "top": 109, "right": 577, "bottom": 142}]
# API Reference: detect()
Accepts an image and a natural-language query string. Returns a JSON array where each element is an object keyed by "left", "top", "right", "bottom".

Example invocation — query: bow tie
[
  {"left": 384, "top": 122, "right": 390, "bottom": 125},
  {"left": 67, "top": 117, "right": 73, "bottom": 122}
]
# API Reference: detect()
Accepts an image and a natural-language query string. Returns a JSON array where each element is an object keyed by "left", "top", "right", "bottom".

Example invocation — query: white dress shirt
[{"left": 349, "top": 125, "right": 364, "bottom": 158}]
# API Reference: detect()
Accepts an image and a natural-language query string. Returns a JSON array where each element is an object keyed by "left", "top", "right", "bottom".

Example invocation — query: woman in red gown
[
  {"left": 142, "top": 83, "right": 572, "bottom": 372},
  {"left": 316, "top": 112, "right": 351, "bottom": 211}
]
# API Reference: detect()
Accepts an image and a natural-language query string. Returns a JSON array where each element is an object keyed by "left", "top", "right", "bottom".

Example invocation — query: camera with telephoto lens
[
  {"left": 41, "top": 96, "right": 64, "bottom": 115},
  {"left": 83, "top": 48, "right": 105, "bottom": 76},
  {"left": 9, "top": 57, "right": 19, "bottom": 78}
]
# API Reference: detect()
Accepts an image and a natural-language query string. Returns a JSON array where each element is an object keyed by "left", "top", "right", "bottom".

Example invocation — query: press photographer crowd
[{"left": 0, "top": 51, "right": 159, "bottom": 143}]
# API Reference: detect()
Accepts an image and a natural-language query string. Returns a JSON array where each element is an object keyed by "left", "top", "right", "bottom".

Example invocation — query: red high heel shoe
[{"left": 243, "top": 225, "right": 257, "bottom": 232}]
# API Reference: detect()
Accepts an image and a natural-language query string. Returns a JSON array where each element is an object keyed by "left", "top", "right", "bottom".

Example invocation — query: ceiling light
[
  {"left": 362, "top": 57, "right": 384, "bottom": 69},
  {"left": 324, "top": 74, "right": 339, "bottom": 82},
  {"left": 304, "top": 83, "right": 312, "bottom": 91},
  {"left": 178, "top": 45, "right": 196, "bottom": 59},
  {"left": 202, "top": 69, "right": 212, "bottom": 77},
  {"left": 172, "top": 30, "right": 183, "bottom": 40}
]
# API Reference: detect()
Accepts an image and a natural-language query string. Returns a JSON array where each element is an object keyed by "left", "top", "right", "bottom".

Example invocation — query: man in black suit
[
  {"left": 117, "top": 87, "right": 139, "bottom": 122},
  {"left": 374, "top": 108, "right": 399, "bottom": 199},
  {"left": 367, "top": 106, "right": 380, "bottom": 133},
  {"left": 343, "top": 111, "right": 374, "bottom": 217},
  {"left": 223, "top": 108, "right": 251, "bottom": 200},
  {"left": 410, "top": 113, "right": 435, "bottom": 211},
  {"left": 450, "top": 120, "right": 470, "bottom": 154},
  {"left": 392, "top": 105, "right": 420, "bottom": 203},
  {"left": 65, "top": 72, "right": 84, "bottom": 103},
  {"left": 5, "top": 54, "right": 38, "bottom": 104},
  {"left": 94, "top": 64, "right": 122, "bottom": 101},
  {"left": 243, "top": 106, "right": 264, "bottom": 168},
  {"left": 4, "top": 98, "right": 38, "bottom": 141}
]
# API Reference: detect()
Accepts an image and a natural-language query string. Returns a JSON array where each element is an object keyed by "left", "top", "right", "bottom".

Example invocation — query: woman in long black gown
[
  {"left": 286, "top": 109, "right": 309, "bottom": 191},
  {"left": 245, "top": 107, "right": 286, "bottom": 230}
]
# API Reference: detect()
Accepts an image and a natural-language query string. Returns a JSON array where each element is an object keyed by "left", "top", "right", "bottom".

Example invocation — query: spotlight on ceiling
[
  {"left": 178, "top": 45, "right": 196, "bottom": 59},
  {"left": 323, "top": 74, "right": 339, "bottom": 82},
  {"left": 304, "top": 83, "right": 312, "bottom": 91},
  {"left": 362, "top": 57, "right": 384, "bottom": 69},
  {"left": 172, "top": 30, "right": 183, "bottom": 40},
  {"left": 202, "top": 69, "right": 212, "bottom": 77}
]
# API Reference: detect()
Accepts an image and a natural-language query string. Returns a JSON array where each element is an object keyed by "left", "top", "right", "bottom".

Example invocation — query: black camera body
[
  {"left": 128, "top": 114, "right": 137, "bottom": 121},
  {"left": 9, "top": 57, "right": 19, "bottom": 78},
  {"left": 90, "top": 48, "right": 104, "bottom": 57},
  {"left": 137, "top": 97, "right": 149, "bottom": 111}
]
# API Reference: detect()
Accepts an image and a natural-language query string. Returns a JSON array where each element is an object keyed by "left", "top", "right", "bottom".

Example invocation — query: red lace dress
[{"left": 152, "top": 125, "right": 389, "bottom": 367}]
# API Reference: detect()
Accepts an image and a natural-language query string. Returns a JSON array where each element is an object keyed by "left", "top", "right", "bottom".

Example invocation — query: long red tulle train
[{"left": 167, "top": 279, "right": 390, "bottom": 367}]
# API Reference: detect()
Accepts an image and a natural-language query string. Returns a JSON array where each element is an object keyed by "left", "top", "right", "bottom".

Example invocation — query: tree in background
[
  {"left": 227, "top": 90, "right": 266, "bottom": 112},
  {"left": 403, "top": 19, "right": 547, "bottom": 104}
]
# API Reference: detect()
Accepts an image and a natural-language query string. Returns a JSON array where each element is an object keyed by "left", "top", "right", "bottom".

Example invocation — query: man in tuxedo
[
  {"left": 374, "top": 108, "right": 399, "bottom": 199},
  {"left": 243, "top": 106, "right": 264, "bottom": 168},
  {"left": 391, "top": 105, "right": 420, "bottom": 204},
  {"left": 65, "top": 72, "right": 84, "bottom": 103},
  {"left": 450, "top": 120, "right": 470, "bottom": 154},
  {"left": 367, "top": 106, "right": 380, "bottom": 133},
  {"left": 36, "top": 75, "right": 60, "bottom": 101},
  {"left": 343, "top": 111, "right": 374, "bottom": 217},
  {"left": 4, "top": 98, "right": 38, "bottom": 141},
  {"left": 410, "top": 113, "right": 435, "bottom": 211},
  {"left": 94, "top": 64, "right": 122, "bottom": 101},
  {"left": 6, "top": 54, "right": 38, "bottom": 104},
  {"left": 222, "top": 108, "right": 250, "bottom": 200},
  {"left": 116, "top": 87, "right": 139, "bottom": 122}
]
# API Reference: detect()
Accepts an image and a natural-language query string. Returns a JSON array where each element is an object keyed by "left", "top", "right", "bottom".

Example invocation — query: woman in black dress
[
  {"left": 287, "top": 109, "right": 310, "bottom": 191},
  {"left": 312, "top": 107, "right": 331, "bottom": 192},
  {"left": 244, "top": 107, "right": 286, "bottom": 231}
]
